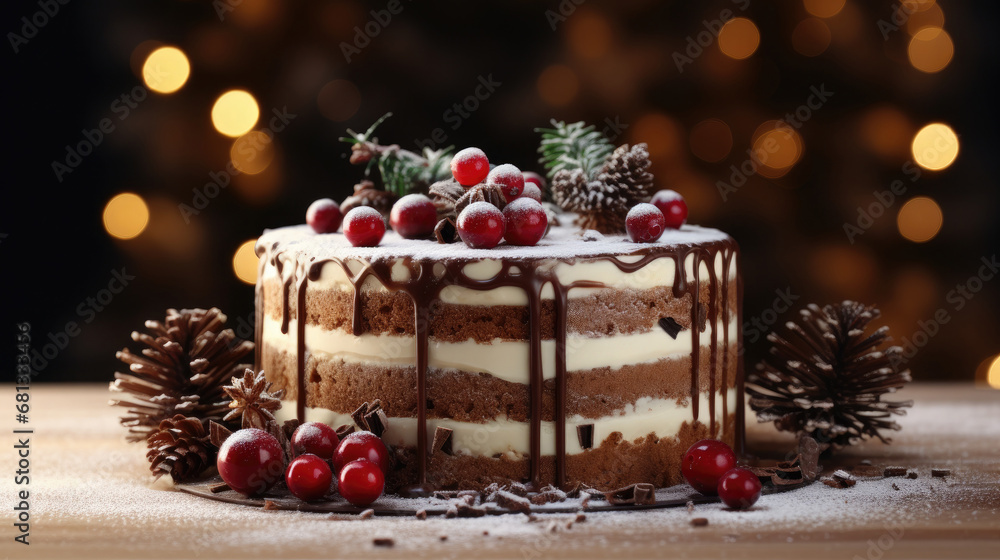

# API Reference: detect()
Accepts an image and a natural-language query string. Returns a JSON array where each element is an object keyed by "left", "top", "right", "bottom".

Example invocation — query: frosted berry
[
  {"left": 285, "top": 454, "right": 333, "bottom": 502},
  {"left": 520, "top": 184, "right": 543, "bottom": 202},
  {"left": 343, "top": 207, "right": 385, "bottom": 247},
  {"left": 338, "top": 459, "right": 385, "bottom": 507},
  {"left": 457, "top": 201, "right": 506, "bottom": 249},
  {"left": 502, "top": 198, "right": 547, "bottom": 246},
  {"left": 333, "top": 431, "right": 390, "bottom": 475},
  {"left": 625, "top": 203, "right": 666, "bottom": 243},
  {"left": 682, "top": 439, "right": 737, "bottom": 495},
  {"left": 487, "top": 164, "right": 525, "bottom": 203},
  {"left": 718, "top": 468, "right": 762, "bottom": 509},
  {"left": 217, "top": 428, "right": 285, "bottom": 497},
  {"left": 522, "top": 171, "right": 546, "bottom": 191},
  {"left": 650, "top": 190, "right": 688, "bottom": 229},
  {"left": 291, "top": 422, "right": 339, "bottom": 460},
  {"left": 306, "top": 198, "right": 343, "bottom": 233},
  {"left": 390, "top": 194, "right": 437, "bottom": 239},
  {"left": 451, "top": 147, "right": 490, "bottom": 187}
]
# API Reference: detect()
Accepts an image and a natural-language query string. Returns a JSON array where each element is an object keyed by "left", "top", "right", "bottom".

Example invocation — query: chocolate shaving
[
  {"left": 359, "top": 509, "right": 374, "bottom": 519},
  {"left": 906, "top": 471, "right": 918, "bottom": 479},
  {"left": 530, "top": 485, "right": 568, "bottom": 505},
  {"left": 351, "top": 403, "right": 369, "bottom": 431},
  {"left": 605, "top": 483, "right": 655, "bottom": 505},
  {"left": 821, "top": 470, "right": 857, "bottom": 489},
  {"left": 209, "top": 482, "right": 230, "bottom": 494},
  {"left": 798, "top": 436, "right": 820, "bottom": 481},
  {"left": 884, "top": 466, "right": 907, "bottom": 477},
  {"left": 576, "top": 424, "right": 594, "bottom": 450},
  {"left": 373, "top": 538, "right": 394, "bottom": 547},
  {"left": 563, "top": 481, "right": 601, "bottom": 499},
  {"left": 209, "top": 421, "right": 233, "bottom": 448},
  {"left": 415, "top": 509, "right": 427, "bottom": 520},
  {"left": 852, "top": 465, "right": 884, "bottom": 478},
  {"left": 364, "top": 409, "right": 388, "bottom": 438},
  {"left": 432, "top": 426, "right": 453, "bottom": 455},
  {"left": 494, "top": 490, "right": 532, "bottom": 514},
  {"left": 691, "top": 517, "right": 709, "bottom": 527},
  {"left": 931, "top": 468, "right": 950, "bottom": 477},
  {"left": 657, "top": 317, "right": 683, "bottom": 339},
  {"left": 335, "top": 424, "right": 355, "bottom": 439},
  {"left": 507, "top": 482, "right": 529, "bottom": 497}
]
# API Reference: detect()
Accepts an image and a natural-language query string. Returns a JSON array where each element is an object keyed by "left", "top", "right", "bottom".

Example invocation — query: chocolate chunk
[
  {"left": 891, "top": 483, "right": 900, "bottom": 491},
  {"left": 209, "top": 482, "right": 230, "bottom": 494},
  {"left": 432, "top": 426, "right": 453, "bottom": 455},
  {"left": 605, "top": 483, "right": 656, "bottom": 505},
  {"left": 507, "top": 482, "right": 529, "bottom": 497},
  {"left": 209, "top": 421, "right": 233, "bottom": 448},
  {"left": 282, "top": 418, "right": 302, "bottom": 441},
  {"left": 455, "top": 503, "right": 487, "bottom": 517},
  {"left": 439, "top": 535, "right": 448, "bottom": 541},
  {"left": 335, "top": 424, "right": 355, "bottom": 439},
  {"left": 530, "top": 488, "right": 567, "bottom": 505},
  {"left": 483, "top": 483, "right": 501, "bottom": 498},
  {"left": 373, "top": 538, "right": 394, "bottom": 547},
  {"left": 657, "top": 317, "right": 683, "bottom": 339},
  {"left": 415, "top": 509, "right": 427, "bottom": 520},
  {"left": 884, "top": 466, "right": 907, "bottom": 477},
  {"left": 820, "top": 477, "right": 842, "bottom": 488},
  {"left": 359, "top": 509, "right": 374, "bottom": 519},
  {"left": 351, "top": 402, "right": 370, "bottom": 431},
  {"left": 691, "top": 517, "right": 709, "bottom": 527},
  {"left": 576, "top": 424, "right": 595, "bottom": 450},
  {"left": 832, "top": 470, "right": 857, "bottom": 487},
  {"left": 931, "top": 468, "right": 951, "bottom": 478},
  {"left": 852, "top": 465, "right": 884, "bottom": 478},
  {"left": 494, "top": 490, "right": 532, "bottom": 514},
  {"left": 906, "top": 471, "right": 918, "bottom": 479},
  {"left": 575, "top": 512, "right": 587, "bottom": 523},
  {"left": 798, "top": 436, "right": 820, "bottom": 481},
  {"left": 364, "top": 409, "right": 388, "bottom": 438}
]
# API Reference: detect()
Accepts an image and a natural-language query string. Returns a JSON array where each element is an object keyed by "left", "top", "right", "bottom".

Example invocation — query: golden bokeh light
[
  {"left": 792, "top": 18, "right": 831, "bottom": 57},
  {"left": 103, "top": 193, "right": 150, "bottom": 240},
  {"left": 631, "top": 113, "right": 684, "bottom": 163},
  {"left": 907, "top": 27, "right": 953, "bottom": 73},
  {"left": 804, "top": 0, "right": 846, "bottom": 18},
  {"left": 689, "top": 118, "right": 733, "bottom": 163},
  {"left": 233, "top": 239, "right": 259, "bottom": 285},
  {"left": 752, "top": 121, "right": 803, "bottom": 177},
  {"left": 317, "top": 79, "right": 362, "bottom": 122},
  {"left": 718, "top": 18, "right": 760, "bottom": 60},
  {"left": 988, "top": 355, "right": 1000, "bottom": 389},
  {"left": 911, "top": 123, "right": 959, "bottom": 171},
  {"left": 142, "top": 46, "right": 190, "bottom": 94},
  {"left": 810, "top": 244, "right": 878, "bottom": 297},
  {"left": 860, "top": 106, "right": 913, "bottom": 160},
  {"left": 230, "top": 130, "right": 275, "bottom": 175},
  {"left": 537, "top": 64, "right": 579, "bottom": 107},
  {"left": 567, "top": 10, "right": 612, "bottom": 59},
  {"left": 211, "top": 90, "right": 260, "bottom": 137},
  {"left": 905, "top": 3, "right": 945, "bottom": 35},
  {"left": 897, "top": 196, "right": 943, "bottom": 243}
]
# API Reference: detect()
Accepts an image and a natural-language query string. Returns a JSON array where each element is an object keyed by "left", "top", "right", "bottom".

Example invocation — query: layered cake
[{"left": 255, "top": 221, "right": 743, "bottom": 492}]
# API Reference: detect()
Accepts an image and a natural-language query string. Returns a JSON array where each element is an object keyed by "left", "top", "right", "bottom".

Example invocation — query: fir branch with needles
[{"left": 536, "top": 120, "right": 614, "bottom": 182}]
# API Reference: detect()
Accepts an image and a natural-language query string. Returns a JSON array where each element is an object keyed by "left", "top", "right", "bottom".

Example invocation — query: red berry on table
[
  {"left": 650, "top": 190, "right": 688, "bottom": 229},
  {"left": 682, "top": 439, "right": 737, "bottom": 495},
  {"left": 717, "top": 467, "right": 762, "bottom": 509},
  {"left": 487, "top": 164, "right": 525, "bottom": 203},
  {"left": 625, "top": 203, "right": 666, "bottom": 243},
  {"left": 343, "top": 207, "right": 385, "bottom": 247},
  {"left": 291, "top": 421, "right": 339, "bottom": 460},
  {"left": 285, "top": 453, "right": 333, "bottom": 502},
  {"left": 502, "top": 198, "right": 547, "bottom": 246},
  {"left": 306, "top": 198, "right": 343, "bottom": 233},
  {"left": 390, "top": 193, "right": 437, "bottom": 239},
  {"left": 333, "top": 431, "right": 391, "bottom": 475},
  {"left": 520, "top": 184, "right": 543, "bottom": 202},
  {"left": 217, "top": 428, "right": 285, "bottom": 497},
  {"left": 451, "top": 147, "right": 490, "bottom": 187},
  {"left": 457, "top": 201, "right": 506, "bottom": 249},
  {"left": 338, "top": 459, "right": 385, "bottom": 507},
  {"left": 522, "top": 171, "right": 546, "bottom": 191}
]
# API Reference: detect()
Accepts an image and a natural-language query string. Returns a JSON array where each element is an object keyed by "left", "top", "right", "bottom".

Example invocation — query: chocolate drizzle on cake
[{"left": 254, "top": 232, "right": 743, "bottom": 490}]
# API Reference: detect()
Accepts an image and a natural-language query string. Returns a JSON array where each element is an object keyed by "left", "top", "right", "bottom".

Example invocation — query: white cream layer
[
  {"left": 263, "top": 316, "right": 738, "bottom": 384},
  {"left": 276, "top": 389, "right": 736, "bottom": 458}
]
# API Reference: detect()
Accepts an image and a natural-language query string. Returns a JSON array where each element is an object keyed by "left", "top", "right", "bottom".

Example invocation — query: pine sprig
[
  {"left": 340, "top": 113, "right": 454, "bottom": 196},
  {"left": 536, "top": 120, "right": 614, "bottom": 181}
]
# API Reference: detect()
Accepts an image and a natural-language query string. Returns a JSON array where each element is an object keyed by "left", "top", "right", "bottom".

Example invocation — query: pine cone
[
  {"left": 110, "top": 308, "right": 254, "bottom": 442},
  {"left": 596, "top": 143, "right": 654, "bottom": 202},
  {"left": 747, "top": 302, "right": 913, "bottom": 451},
  {"left": 223, "top": 369, "right": 284, "bottom": 430},
  {"left": 428, "top": 179, "right": 507, "bottom": 243},
  {"left": 341, "top": 180, "right": 397, "bottom": 221},
  {"left": 146, "top": 415, "right": 213, "bottom": 482}
]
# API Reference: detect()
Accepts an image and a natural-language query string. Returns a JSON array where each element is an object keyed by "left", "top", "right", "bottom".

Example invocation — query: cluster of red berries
[
  {"left": 625, "top": 190, "right": 689, "bottom": 243},
  {"left": 681, "top": 439, "right": 761, "bottom": 510},
  {"left": 216, "top": 422, "right": 389, "bottom": 507},
  {"left": 450, "top": 147, "right": 548, "bottom": 249}
]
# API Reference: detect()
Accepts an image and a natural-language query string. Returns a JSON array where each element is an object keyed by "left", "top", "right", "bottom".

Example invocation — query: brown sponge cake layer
[{"left": 262, "top": 343, "right": 737, "bottom": 423}]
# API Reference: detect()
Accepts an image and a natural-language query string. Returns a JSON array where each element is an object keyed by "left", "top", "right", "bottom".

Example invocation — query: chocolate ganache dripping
[{"left": 255, "top": 231, "right": 743, "bottom": 490}]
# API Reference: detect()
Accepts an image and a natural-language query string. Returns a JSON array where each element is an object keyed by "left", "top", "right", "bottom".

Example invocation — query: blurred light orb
[
  {"left": 718, "top": 18, "right": 760, "bottom": 60},
  {"left": 792, "top": 18, "right": 831, "bottom": 57},
  {"left": 317, "top": 79, "right": 361, "bottom": 122},
  {"left": 904, "top": 3, "right": 945, "bottom": 35},
  {"left": 907, "top": 27, "right": 953, "bottom": 73},
  {"left": 142, "top": 46, "right": 190, "bottom": 94},
  {"left": 988, "top": 355, "right": 1000, "bottom": 389},
  {"left": 231, "top": 130, "right": 275, "bottom": 175},
  {"left": 897, "top": 196, "right": 943, "bottom": 243},
  {"left": 537, "top": 64, "right": 579, "bottom": 107},
  {"left": 689, "top": 119, "right": 733, "bottom": 162},
  {"left": 804, "top": 0, "right": 846, "bottom": 18},
  {"left": 212, "top": 90, "right": 260, "bottom": 137},
  {"left": 752, "top": 121, "right": 803, "bottom": 177},
  {"left": 567, "top": 10, "right": 612, "bottom": 59},
  {"left": 632, "top": 113, "right": 683, "bottom": 163},
  {"left": 233, "top": 240, "right": 259, "bottom": 284},
  {"left": 103, "top": 193, "right": 150, "bottom": 240},
  {"left": 911, "top": 123, "right": 959, "bottom": 170}
]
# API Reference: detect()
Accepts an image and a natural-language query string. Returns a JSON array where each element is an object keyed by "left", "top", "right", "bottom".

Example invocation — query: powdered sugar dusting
[
  {"left": 626, "top": 202, "right": 665, "bottom": 220},
  {"left": 392, "top": 193, "right": 433, "bottom": 211},
  {"left": 651, "top": 189, "right": 684, "bottom": 204}
]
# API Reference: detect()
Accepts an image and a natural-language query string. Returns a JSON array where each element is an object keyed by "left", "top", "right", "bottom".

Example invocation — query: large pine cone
[{"left": 146, "top": 415, "right": 214, "bottom": 482}]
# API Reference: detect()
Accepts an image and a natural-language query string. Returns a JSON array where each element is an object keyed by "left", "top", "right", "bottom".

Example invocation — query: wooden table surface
[{"left": 3, "top": 383, "right": 998, "bottom": 559}]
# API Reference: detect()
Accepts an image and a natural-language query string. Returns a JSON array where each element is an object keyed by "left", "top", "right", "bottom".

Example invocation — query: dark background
[{"left": 2, "top": 0, "right": 997, "bottom": 384}]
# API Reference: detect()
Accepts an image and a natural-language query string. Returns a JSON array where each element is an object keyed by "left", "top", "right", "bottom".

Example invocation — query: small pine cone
[
  {"left": 595, "top": 143, "right": 654, "bottom": 206},
  {"left": 551, "top": 169, "right": 629, "bottom": 234},
  {"left": 455, "top": 183, "right": 507, "bottom": 215},
  {"left": 146, "top": 415, "right": 213, "bottom": 482},
  {"left": 340, "top": 180, "right": 397, "bottom": 221}
]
